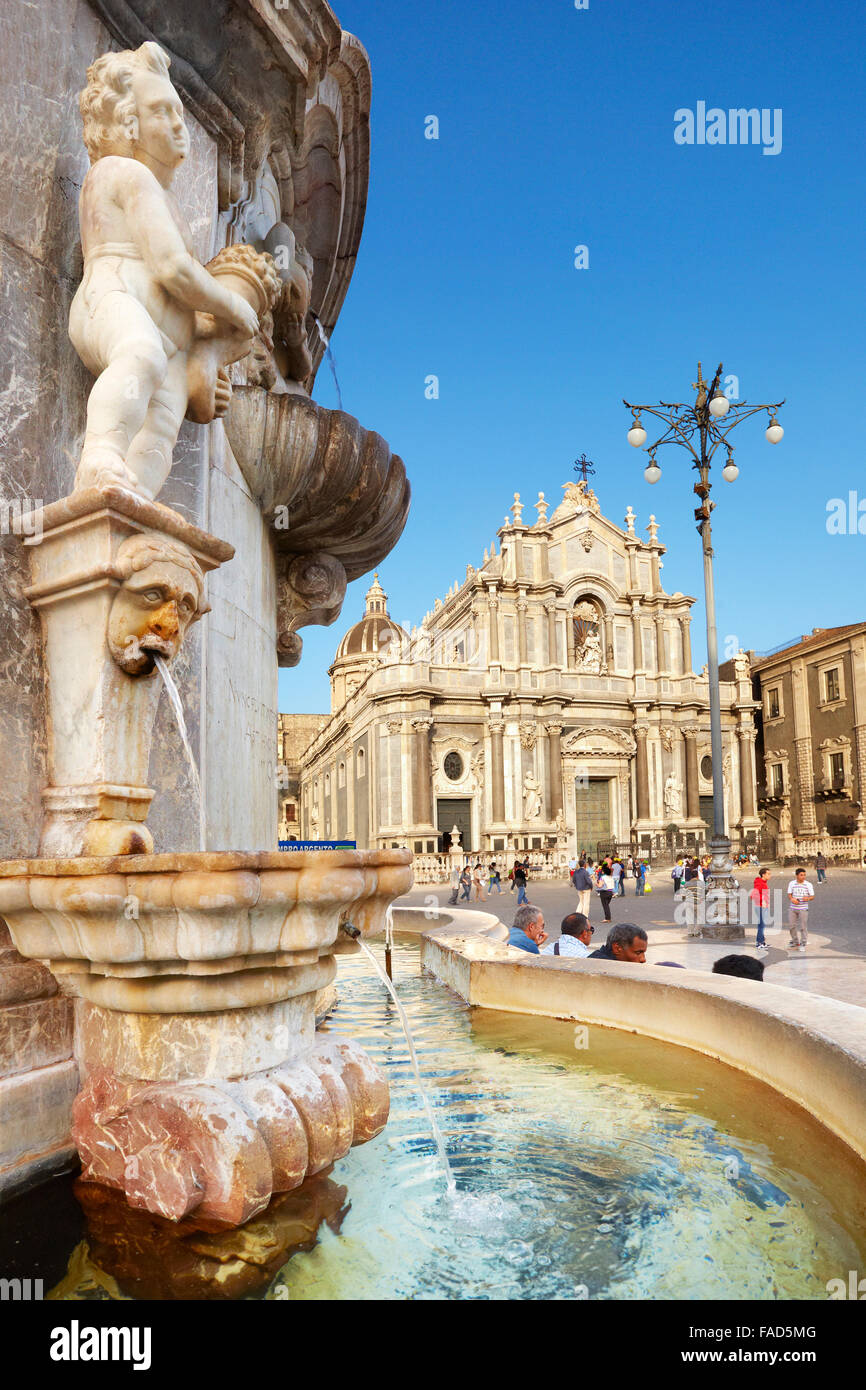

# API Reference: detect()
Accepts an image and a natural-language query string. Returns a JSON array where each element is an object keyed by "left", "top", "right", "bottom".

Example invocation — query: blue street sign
[{"left": 278, "top": 840, "right": 357, "bottom": 851}]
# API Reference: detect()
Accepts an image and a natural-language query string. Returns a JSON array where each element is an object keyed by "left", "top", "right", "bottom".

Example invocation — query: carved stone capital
[
  {"left": 276, "top": 552, "right": 347, "bottom": 668},
  {"left": 410, "top": 715, "right": 433, "bottom": 732}
]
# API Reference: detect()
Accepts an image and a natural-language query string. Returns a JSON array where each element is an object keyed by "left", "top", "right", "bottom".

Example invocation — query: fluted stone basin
[
  {"left": 225, "top": 387, "right": 411, "bottom": 580},
  {"left": 0, "top": 848, "right": 413, "bottom": 1226}
]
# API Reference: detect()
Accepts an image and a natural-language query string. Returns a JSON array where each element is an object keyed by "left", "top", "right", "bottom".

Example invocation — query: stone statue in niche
[
  {"left": 663, "top": 774, "right": 683, "bottom": 819},
  {"left": 107, "top": 534, "right": 208, "bottom": 675},
  {"left": 69, "top": 41, "right": 280, "bottom": 501},
  {"left": 523, "top": 771, "right": 542, "bottom": 820},
  {"left": 573, "top": 601, "right": 604, "bottom": 674}
]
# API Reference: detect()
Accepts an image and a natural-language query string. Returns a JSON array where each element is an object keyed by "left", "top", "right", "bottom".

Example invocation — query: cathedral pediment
[{"left": 563, "top": 727, "right": 636, "bottom": 757}]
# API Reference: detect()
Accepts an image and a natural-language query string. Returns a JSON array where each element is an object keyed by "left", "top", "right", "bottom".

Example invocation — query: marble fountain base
[{"left": 0, "top": 848, "right": 412, "bottom": 1226}]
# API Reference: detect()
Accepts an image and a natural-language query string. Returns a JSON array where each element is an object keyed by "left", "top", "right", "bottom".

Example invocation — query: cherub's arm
[{"left": 119, "top": 164, "right": 258, "bottom": 336}]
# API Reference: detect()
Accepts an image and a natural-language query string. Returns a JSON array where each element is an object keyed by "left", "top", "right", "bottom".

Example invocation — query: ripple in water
[{"left": 270, "top": 938, "right": 866, "bottom": 1302}]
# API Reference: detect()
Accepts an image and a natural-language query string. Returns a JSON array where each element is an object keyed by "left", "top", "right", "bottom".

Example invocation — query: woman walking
[
  {"left": 597, "top": 865, "right": 616, "bottom": 922},
  {"left": 513, "top": 860, "right": 529, "bottom": 905},
  {"left": 750, "top": 866, "right": 771, "bottom": 952}
]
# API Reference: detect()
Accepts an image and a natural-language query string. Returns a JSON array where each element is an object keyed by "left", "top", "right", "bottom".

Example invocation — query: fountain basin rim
[
  {"left": 0, "top": 848, "right": 413, "bottom": 877},
  {"left": 421, "top": 928, "right": 866, "bottom": 1166}
]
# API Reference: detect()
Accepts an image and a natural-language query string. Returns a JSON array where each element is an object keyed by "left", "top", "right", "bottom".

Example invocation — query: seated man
[
  {"left": 541, "top": 912, "right": 593, "bottom": 958},
  {"left": 712, "top": 954, "right": 764, "bottom": 981},
  {"left": 588, "top": 923, "right": 648, "bottom": 963},
  {"left": 507, "top": 904, "right": 548, "bottom": 954}
]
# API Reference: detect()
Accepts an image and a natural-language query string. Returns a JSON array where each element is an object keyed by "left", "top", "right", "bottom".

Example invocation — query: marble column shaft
[
  {"left": 490, "top": 723, "right": 505, "bottom": 822},
  {"left": 680, "top": 617, "right": 693, "bottom": 674},
  {"left": 684, "top": 732, "right": 700, "bottom": 819},
  {"left": 547, "top": 725, "right": 563, "bottom": 818},
  {"left": 412, "top": 721, "right": 433, "bottom": 825},
  {"left": 517, "top": 601, "right": 528, "bottom": 666},
  {"left": 488, "top": 597, "right": 500, "bottom": 662},
  {"left": 635, "top": 728, "right": 650, "bottom": 820},
  {"left": 738, "top": 731, "right": 756, "bottom": 818}
]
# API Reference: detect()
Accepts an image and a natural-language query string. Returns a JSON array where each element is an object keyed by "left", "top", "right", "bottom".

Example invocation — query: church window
[
  {"left": 700, "top": 755, "right": 713, "bottom": 781},
  {"left": 356, "top": 747, "right": 366, "bottom": 778},
  {"left": 444, "top": 752, "right": 464, "bottom": 781}
]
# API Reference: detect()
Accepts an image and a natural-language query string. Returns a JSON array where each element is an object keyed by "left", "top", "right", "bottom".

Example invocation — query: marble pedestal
[{"left": 24, "top": 488, "right": 233, "bottom": 858}]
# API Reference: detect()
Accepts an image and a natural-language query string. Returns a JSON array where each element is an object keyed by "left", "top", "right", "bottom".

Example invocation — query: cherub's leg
[
  {"left": 75, "top": 299, "right": 169, "bottom": 495},
  {"left": 124, "top": 352, "right": 189, "bottom": 501}
]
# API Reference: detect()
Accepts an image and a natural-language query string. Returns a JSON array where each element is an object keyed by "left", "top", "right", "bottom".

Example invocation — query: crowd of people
[
  {"left": 448, "top": 846, "right": 823, "bottom": 966},
  {"left": 448, "top": 856, "right": 535, "bottom": 905}
]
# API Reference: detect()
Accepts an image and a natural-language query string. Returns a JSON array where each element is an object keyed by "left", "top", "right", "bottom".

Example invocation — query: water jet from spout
[
  {"left": 351, "top": 931, "right": 456, "bottom": 1195},
  {"left": 154, "top": 654, "right": 206, "bottom": 852}
]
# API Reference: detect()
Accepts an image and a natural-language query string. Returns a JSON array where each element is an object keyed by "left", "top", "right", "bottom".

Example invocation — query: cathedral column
[
  {"left": 631, "top": 603, "right": 643, "bottom": 673},
  {"left": 545, "top": 604, "right": 558, "bottom": 666},
  {"left": 546, "top": 722, "right": 563, "bottom": 819},
  {"left": 635, "top": 724, "right": 650, "bottom": 821},
  {"left": 683, "top": 726, "right": 701, "bottom": 820},
  {"left": 603, "top": 614, "right": 614, "bottom": 670},
  {"left": 566, "top": 606, "right": 576, "bottom": 668},
  {"left": 410, "top": 714, "right": 433, "bottom": 827},
  {"left": 489, "top": 717, "right": 506, "bottom": 823},
  {"left": 487, "top": 588, "right": 500, "bottom": 663},
  {"left": 737, "top": 724, "right": 757, "bottom": 820},
  {"left": 654, "top": 613, "right": 666, "bottom": 672},
  {"left": 679, "top": 616, "right": 693, "bottom": 674},
  {"left": 517, "top": 597, "right": 528, "bottom": 666}
]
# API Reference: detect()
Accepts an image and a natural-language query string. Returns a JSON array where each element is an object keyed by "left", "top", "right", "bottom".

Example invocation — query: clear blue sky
[{"left": 279, "top": 0, "right": 866, "bottom": 714}]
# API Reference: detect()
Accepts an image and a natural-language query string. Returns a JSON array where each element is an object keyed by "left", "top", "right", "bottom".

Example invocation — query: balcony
[{"left": 814, "top": 774, "right": 852, "bottom": 802}]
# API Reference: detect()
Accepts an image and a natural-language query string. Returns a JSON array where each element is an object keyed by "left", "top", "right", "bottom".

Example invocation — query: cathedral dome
[{"left": 334, "top": 574, "right": 407, "bottom": 662}]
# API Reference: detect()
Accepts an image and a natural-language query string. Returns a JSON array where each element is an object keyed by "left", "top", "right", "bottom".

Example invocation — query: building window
[
  {"left": 770, "top": 763, "right": 785, "bottom": 796},
  {"left": 338, "top": 761, "right": 346, "bottom": 788},
  {"left": 825, "top": 667, "right": 840, "bottom": 703},
  {"left": 324, "top": 773, "right": 330, "bottom": 795},
  {"left": 766, "top": 687, "right": 780, "bottom": 719},
  {"left": 830, "top": 751, "right": 845, "bottom": 785},
  {"left": 444, "top": 751, "right": 464, "bottom": 781},
  {"left": 700, "top": 755, "right": 713, "bottom": 781},
  {"left": 356, "top": 747, "right": 366, "bottom": 778}
]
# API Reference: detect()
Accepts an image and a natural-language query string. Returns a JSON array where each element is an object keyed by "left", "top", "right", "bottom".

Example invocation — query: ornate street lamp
[{"left": 623, "top": 362, "right": 785, "bottom": 933}]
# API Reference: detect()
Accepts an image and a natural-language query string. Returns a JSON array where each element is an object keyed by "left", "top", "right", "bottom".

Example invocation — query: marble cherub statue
[
  {"left": 69, "top": 41, "right": 275, "bottom": 501},
  {"left": 107, "top": 534, "right": 208, "bottom": 675}
]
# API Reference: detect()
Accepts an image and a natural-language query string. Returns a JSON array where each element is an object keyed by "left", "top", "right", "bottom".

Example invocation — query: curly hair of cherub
[{"left": 79, "top": 41, "right": 172, "bottom": 162}]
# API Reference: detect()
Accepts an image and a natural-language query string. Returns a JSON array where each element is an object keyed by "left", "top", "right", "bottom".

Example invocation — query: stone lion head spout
[{"left": 108, "top": 534, "right": 208, "bottom": 676}]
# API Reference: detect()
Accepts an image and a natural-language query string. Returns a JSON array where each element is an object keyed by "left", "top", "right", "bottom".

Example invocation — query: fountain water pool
[{"left": 16, "top": 937, "right": 866, "bottom": 1301}]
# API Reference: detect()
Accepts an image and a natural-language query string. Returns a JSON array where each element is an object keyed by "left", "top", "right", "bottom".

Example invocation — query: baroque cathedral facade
[{"left": 293, "top": 482, "right": 761, "bottom": 857}]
